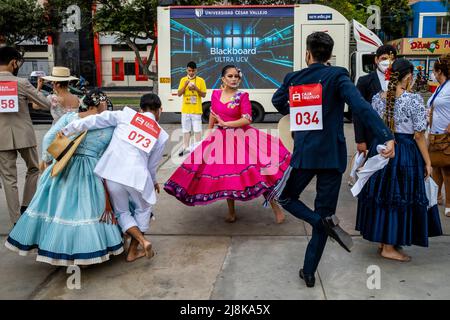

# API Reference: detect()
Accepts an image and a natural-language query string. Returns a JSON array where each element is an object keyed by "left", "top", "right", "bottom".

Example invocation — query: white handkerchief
[
  {"left": 350, "top": 152, "right": 366, "bottom": 180},
  {"left": 351, "top": 145, "right": 390, "bottom": 197},
  {"left": 424, "top": 177, "right": 438, "bottom": 208}
]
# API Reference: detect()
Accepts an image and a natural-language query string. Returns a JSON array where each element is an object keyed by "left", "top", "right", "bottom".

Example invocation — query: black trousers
[{"left": 278, "top": 168, "right": 342, "bottom": 275}]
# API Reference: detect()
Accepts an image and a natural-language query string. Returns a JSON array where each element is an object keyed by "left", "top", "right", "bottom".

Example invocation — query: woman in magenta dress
[{"left": 164, "top": 65, "right": 291, "bottom": 223}]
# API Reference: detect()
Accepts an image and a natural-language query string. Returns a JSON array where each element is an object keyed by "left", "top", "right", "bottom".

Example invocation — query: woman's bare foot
[
  {"left": 225, "top": 213, "right": 237, "bottom": 223},
  {"left": 225, "top": 199, "right": 236, "bottom": 223},
  {"left": 270, "top": 201, "right": 285, "bottom": 224},
  {"left": 380, "top": 245, "right": 411, "bottom": 262}
]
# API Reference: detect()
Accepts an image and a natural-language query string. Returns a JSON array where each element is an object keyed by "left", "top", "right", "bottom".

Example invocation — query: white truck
[{"left": 157, "top": 4, "right": 382, "bottom": 122}]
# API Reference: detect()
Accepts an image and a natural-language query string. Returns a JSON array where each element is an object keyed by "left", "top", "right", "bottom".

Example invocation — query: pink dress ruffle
[{"left": 164, "top": 90, "right": 291, "bottom": 206}]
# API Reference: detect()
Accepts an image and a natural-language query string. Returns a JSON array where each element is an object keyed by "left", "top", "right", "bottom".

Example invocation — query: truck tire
[
  {"left": 251, "top": 101, "right": 265, "bottom": 123},
  {"left": 202, "top": 101, "right": 211, "bottom": 123}
]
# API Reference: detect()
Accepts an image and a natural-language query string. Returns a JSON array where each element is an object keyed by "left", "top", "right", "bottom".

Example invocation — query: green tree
[
  {"left": 0, "top": 0, "right": 66, "bottom": 46},
  {"left": 315, "top": 0, "right": 410, "bottom": 40},
  {"left": 380, "top": 0, "right": 411, "bottom": 40},
  {"left": 315, "top": 0, "right": 381, "bottom": 24},
  {"left": 94, "top": 0, "right": 214, "bottom": 88}
]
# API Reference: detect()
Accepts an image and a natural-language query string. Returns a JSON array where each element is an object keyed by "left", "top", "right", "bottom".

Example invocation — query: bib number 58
[
  {"left": 1, "top": 99, "right": 16, "bottom": 109},
  {"left": 128, "top": 130, "right": 151, "bottom": 148}
]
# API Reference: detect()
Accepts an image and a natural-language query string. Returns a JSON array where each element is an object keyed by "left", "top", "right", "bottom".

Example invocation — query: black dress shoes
[
  {"left": 322, "top": 215, "right": 353, "bottom": 253},
  {"left": 299, "top": 269, "right": 315, "bottom": 288}
]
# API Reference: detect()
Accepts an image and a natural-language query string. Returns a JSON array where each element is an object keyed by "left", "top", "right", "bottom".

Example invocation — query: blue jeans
[{"left": 278, "top": 168, "right": 342, "bottom": 275}]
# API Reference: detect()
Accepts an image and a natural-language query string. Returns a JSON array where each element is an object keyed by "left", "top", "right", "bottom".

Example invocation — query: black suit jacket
[
  {"left": 272, "top": 63, "right": 393, "bottom": 173},
  {"left": 353, "top": 71, "right": 382, "bottom": 144}
]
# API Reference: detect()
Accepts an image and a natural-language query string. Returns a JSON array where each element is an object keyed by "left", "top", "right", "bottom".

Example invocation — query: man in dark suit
[
  {"left": 354, "top": 45, "right": 397, "bottom": 154},
  {"left": 272, "top": 32, "right": 395, "bottom": 288}
]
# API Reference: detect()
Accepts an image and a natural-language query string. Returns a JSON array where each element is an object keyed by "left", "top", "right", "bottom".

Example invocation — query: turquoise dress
[{"left": 5, "top": 112, "right": 123, "bottom": 266}]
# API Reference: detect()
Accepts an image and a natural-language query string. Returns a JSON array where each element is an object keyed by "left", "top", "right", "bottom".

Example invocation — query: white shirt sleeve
[
  {"left": 147, "top": 130, "right": 168, "bottom": 183},
  {"left": 62, "top": 110, "right": 120, "bottom": 136}
]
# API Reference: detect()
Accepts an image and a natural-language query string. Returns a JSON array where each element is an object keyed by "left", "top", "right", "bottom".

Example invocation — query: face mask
[
  {"left": 377, "top": 60, "right": 390, "bottom": 73},
  {"left": 430, "top": 72, "right": 437, "bottom": 82}
]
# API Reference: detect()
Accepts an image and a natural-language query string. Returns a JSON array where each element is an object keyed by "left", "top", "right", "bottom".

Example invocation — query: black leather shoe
[
  {"left": 322, "top": 215, "right": 353, "bottom": 253},
  {"left": 178, "top": 149, "right": 185, "bottom": 157},
  {"left": 299, "top": 269, "right": 315, "bottom": 288}
]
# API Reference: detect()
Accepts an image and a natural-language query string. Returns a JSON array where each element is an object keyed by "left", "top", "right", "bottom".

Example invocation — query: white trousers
[
  {"left": 105, "top": 180, "right": 152, "bottom": 233},
  {"left": 181, "top": 113, "right": 202, "bottom": 133}
]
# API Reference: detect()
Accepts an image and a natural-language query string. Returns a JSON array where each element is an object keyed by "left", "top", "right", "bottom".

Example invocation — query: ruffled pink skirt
[{"left": 164, "top": 126, "right": 291, "bottom": 206}]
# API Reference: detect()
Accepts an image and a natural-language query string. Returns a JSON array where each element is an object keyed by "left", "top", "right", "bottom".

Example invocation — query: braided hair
[{"left": 383, "top": 58, "right": 413, "bottom": 132}]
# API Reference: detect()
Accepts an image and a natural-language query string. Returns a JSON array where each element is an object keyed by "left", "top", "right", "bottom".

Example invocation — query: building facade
[{"left": 408, "top": 0, "right": 449, "bottom": 37}]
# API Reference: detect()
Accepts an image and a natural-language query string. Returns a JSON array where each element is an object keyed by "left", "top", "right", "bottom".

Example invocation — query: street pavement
[{"left": 0, "top": 118, "right": 449, "bottom": 300}]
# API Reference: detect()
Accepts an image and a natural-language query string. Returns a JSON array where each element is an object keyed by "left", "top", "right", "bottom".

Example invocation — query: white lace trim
[
  {"left": 26, "top": 209, "right": 102, "bottom": 226},
  {"left": 5, "top": 241, "right": 124, "bottom": 266}
]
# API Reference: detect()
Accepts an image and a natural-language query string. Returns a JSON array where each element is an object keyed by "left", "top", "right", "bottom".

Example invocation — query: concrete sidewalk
[{"left": 0, "top": 123, "right": 449, "bottom": 300}]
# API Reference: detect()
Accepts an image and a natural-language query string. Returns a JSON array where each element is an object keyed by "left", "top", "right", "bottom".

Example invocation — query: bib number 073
[{"left": 128, "top": 130, "right": 151, "bottom": 148}]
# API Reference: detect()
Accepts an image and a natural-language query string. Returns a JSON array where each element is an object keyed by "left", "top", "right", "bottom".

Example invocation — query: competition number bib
[
  {"left": 120, "top": 113, "right": 161, "bottom": 153},
  {"left": 0, "top": 81, "right": 19, "bottom": 113},
  {"left": 189, "top": 95, "right": 197, "bottom": 104},
  {"left": 289, "top": 83, "right": 323, "bottom": 131}
]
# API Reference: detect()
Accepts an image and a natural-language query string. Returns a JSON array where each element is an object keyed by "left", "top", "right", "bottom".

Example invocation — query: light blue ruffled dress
[{"left": 5, "top": 112, "right": 124, "bottom": 266}]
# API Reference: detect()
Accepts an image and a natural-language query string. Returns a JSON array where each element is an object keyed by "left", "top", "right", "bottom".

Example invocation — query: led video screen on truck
[{"left": 170, "top": 7, "right": 294, "bottom": 90}]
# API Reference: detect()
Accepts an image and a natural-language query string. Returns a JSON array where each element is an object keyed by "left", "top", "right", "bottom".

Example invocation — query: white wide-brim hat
[{"left": 42, "top": 66, "right": 78, "bottom": 82}]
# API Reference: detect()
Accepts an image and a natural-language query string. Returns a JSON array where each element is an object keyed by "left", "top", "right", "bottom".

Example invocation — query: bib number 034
[{"left": 289, "top": 83, "right": 323, "bottom": 131}]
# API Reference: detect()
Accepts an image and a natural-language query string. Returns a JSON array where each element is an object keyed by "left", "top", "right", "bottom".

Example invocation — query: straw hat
[
  {"left": 47, "top": 131, "right": 87, "bottom": 177},
  {"left": 277, "top": 115, "right": 294, "bottom": 153},
  {"left": 42, "top": 67, "right": 78, "bottom": 82}
]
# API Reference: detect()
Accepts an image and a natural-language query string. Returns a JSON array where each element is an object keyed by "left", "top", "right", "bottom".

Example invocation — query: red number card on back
[
  {"left": 0, "top": 81, "right": 19, "bottom": 113},
  {"left": 119, "top": 112, "right": 161, "bottom": 153},
  {"left": 288, "top": 83, "right": 323, "bottom": 131}
]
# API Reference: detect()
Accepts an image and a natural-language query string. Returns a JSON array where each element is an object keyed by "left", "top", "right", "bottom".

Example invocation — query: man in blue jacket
[{"left": 272, "top": 32, "right": 395, "bottom": 288}]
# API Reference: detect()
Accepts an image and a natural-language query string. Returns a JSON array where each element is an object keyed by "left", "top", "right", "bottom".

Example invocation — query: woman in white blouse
[
  {"left": 356, "top": 59, "right": 442, "bottom": 262},
  {"left": 428, "top": 54, "right": 450, "bottom": 216}
]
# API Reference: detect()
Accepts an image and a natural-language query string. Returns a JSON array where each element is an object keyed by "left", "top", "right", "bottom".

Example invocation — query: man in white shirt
[{"left": 62, "top": 94, "right": 169, "bottom": 262}]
